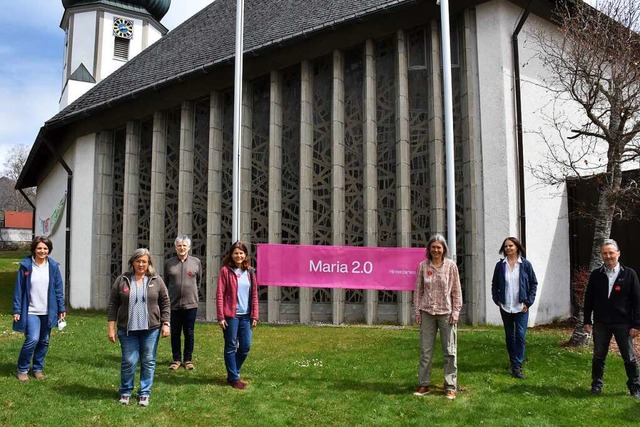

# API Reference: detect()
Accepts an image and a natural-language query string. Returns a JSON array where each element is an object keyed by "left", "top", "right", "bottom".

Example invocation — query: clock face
[{"left": 113, "top": 17, "right": 133, "bottom": 39}]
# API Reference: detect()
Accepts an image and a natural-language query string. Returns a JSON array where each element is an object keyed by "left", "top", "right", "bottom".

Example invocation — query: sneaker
[
  {"left": 413, "top": 386, "right": 430, "bottom": 396},
  {"left": 512, "top": 367, "right": 524, "bottom": 379},
  {"left": 630, "top": 389, "right": 640, "bottom": 400},
  {"left": 16, "top": 372, "right": 29, "bottom": 382},
  {"left": 445, "top": 389, "right": 456, "bottom": 400},
  {"left": 119, "top": 395, "right": 130, "bottom": 405},
  {"left": 138, "top": 396, "right": 149, "bottom": 407},
  {"left": 229, "top": 380, "right": 245, "bottom": 390},
  {"left": 590, "top": 387, "right": 602, "bottom": 395},
  {"left": 33, "top": 371, "right": 46, "bottom": 380}
]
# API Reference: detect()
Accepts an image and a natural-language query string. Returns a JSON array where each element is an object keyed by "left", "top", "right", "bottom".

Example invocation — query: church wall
[
  {"left": 67, "top": 10, "right": 97, "bottom": 80},
  {"left": 475, "top": 1, "right": 571, "bottom": 325},
  {"left": 69, "top": 134, "right": 98, "bottom": 308}
]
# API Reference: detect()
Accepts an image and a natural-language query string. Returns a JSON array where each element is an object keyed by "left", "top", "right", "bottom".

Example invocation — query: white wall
[
  {"left": 475, "top": 1, "right": 571, "bottom": 325},
  {"left": 35, "top": 156, "right": 70, "bottom": 297},
  {"left": 68, "top": 11, "right": 97, "bottom": 79},
  {"left": 68, "top": 134, "right": 98, "bottom": 309}
]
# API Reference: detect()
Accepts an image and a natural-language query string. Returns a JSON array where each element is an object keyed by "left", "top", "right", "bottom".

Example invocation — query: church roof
[
  {"left": 47, "top": 0, "right": 420, "bottom": 127},
  {"left": 62, "top": 0, "right": 170, "bottom": 20}
]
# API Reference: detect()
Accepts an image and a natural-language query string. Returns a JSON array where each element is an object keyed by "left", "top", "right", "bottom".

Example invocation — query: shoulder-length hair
[
  {"left": 222, "top": 241, "right": 251, "bottom": 270},
  {"left": 499, "top": 236, "right": 526, "bottom": 258},
  {"left": 127, "top": 248, "right": 156, "bottom": 276},
  {"left": 30, "top": 236, "right": 53, "bottom": 256},
  {"left": 425, "top": 234, "right": 450, "bottom": 260}
]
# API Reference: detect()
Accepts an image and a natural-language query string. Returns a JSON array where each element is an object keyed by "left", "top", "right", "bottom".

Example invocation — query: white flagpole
[
  {"left": 438, "top": 0, "right": 457, "bottom": 260},
  {"left": 232, "top": 0, "right": 245, "bottom": 242}
]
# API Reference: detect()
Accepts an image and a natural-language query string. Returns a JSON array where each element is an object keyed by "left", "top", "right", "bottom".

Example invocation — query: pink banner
[{"left": 256, "top": 244, "right": 425, "bottom": 291}]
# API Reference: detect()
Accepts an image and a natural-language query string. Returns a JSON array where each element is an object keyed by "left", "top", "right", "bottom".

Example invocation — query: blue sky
[{"left": 0, "top": 0, "right": 214, "bottom": 177}]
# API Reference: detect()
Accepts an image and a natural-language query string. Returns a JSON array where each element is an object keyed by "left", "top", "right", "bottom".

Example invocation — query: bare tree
[
  {"left": 1, "top": 144, "right": 35, "bottom": 212},
  {"left": 531, "top": 0, "right": 640, "bottom": 345}
]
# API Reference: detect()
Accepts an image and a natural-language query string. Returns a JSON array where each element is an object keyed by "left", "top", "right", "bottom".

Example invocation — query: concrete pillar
[
  {"left": 122, "top": 120, "right": 141, "bottom": 270},
  {"left": 149, "top": 111, "right": 167, "bottom": 274},
  {"left": 178, "top": 101, "right": 195, "bottom": 236},
  {"left": 429, "top": 20, "right": 446, "bottom": 235},
  {"left": 363, "top": 39, "right": 379, "bottom": 325},
  {"left": 332, "top": 49, "right": 346, "bottom": 324},
  {"left": 268, "top": 70, "right": 283, "bottom": 323},
  {"left": 396, "top": 29, "right": 412, "bottom": 325},
  {"left": 462, "top": 10, "right": 483, "bottom": 323},
  {"left": 299, "top": 59, "right": 314, "bottom": 323},
  {"left": 93, "top": 131, "right": 114, "bottom": 309},
  {"left": 207, "top": 91, "right": 224, "bottom": 321},
  {"left": 241, "top": 81, "right": 253, "bottom": 243}
]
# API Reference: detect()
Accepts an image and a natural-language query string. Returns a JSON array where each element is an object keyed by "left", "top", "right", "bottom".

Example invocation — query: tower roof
[{"left": 62, "top": 0, "right": 170, "bottom": 21}]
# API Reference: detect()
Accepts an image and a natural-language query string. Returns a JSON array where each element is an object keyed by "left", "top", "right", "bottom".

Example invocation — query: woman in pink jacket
[{"left": 216, "top": 241, "right": 259, "bottom": 389}]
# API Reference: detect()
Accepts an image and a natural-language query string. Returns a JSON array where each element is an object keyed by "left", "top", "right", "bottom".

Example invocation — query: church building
[{"left": 18, "top": 0, "right": 573, "bottom": 325}]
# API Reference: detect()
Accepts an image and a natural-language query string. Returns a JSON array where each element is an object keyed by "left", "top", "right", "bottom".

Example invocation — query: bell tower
[{"left": 59, "top": 0, "right": 170, "bottom": 109}]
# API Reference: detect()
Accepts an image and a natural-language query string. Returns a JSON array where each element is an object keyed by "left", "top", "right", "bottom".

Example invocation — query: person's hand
[
  {"left": 219, "top": 319, "right": 227, "bottom": 330},
  {"left": 13, "top": 314, "right": 20, "bottom": 322},
  {"left": 415, "top": 314, "right": 421, "bottom": 325},
  {"left": 630, "top": 328, "right": 640, "bottom": 338},
  {"left": 449, "top": 314, "right": 458, "bottom": 325},
  {"left": 59, "top": 312, "right": 66, "bottom": 321},
  {"left": 583, "top": 324, "right": 593, "bottom": 335},
  {"left": 522, "top": 305, "right": 528, "bottom": 313},
  {"left": 161, "top": 324, "right": 170, "bottom": 338},
  {"left": 251, "top": 319, "right": 258, "bottom": 328},
  {"left": 108, "top": 328, "right": 117, "bottom": 343}
]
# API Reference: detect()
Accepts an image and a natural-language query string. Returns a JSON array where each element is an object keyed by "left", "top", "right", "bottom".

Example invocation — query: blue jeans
[
  {"left": 223, "top": 315, "right": 252, "bottom": 382},
  {"left": 170, "top": 308, "right": 197, "bottom": 362},
  {"left": 17, "top": 314, "right": 51, "bottom": 374},
  {"left": 117, "top": 328, "right": 160, "bottom": 397},
  {"left": 500, "top": 308, "right": 529, "bottom": 369}
]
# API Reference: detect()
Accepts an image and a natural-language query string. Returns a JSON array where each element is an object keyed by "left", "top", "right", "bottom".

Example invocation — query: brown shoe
[
  {"left": 17, "top": 372, "right": 29, "bottom": 382},
  {"left": 229, "top": 380, "right": 245, "bottom": 390},
  {"left": 413, "top": 386, "right": 430, "bottom": 396},
  {"left": 445, "top": 389, "right": 456, "bottom": 400},
  {"left": 33, "top": 371, "right": 46, "bottom": 380}
]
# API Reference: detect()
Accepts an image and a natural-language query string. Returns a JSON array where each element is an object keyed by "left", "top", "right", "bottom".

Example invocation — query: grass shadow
[{"left": 53, "top": 383, "right": 115, "bottom": 400}]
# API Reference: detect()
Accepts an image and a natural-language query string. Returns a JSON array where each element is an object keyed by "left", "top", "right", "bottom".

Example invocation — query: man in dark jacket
[{"left": 583, "top": 239, "right": 640, "bottom": 399}]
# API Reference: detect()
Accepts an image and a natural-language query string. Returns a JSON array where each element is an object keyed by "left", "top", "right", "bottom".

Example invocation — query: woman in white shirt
[
  {"left": 12, "top": 236, "right": 66, "bottom": 382},
  {"left": 491, "top": 237, "right": 538, "bottom": 379}
]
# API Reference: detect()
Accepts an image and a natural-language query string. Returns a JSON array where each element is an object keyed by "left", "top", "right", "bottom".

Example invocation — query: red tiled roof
[{"left": 4, "top": 211, "right": 33, "bottom": 229}]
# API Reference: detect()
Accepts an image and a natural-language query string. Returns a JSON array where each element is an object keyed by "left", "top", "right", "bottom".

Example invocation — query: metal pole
[
  {"left": 232, "top": 0, "right": 245, "bottom": 242},
  {"left": 438, "top": 0, "right": 457, "bottom": 260}
]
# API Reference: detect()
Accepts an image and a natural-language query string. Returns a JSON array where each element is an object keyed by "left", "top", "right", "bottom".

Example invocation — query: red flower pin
[
  {"left": 123, "top": 286, "right": 129, "bottom": 293},
  {"left": 187, "top": 271, "right": 193, "bottom": 277},
  {"left": 614, "top": 285, "right": 621, "bottom": 292},
  {"left": 427, "top": 270, "right": 433, "bottom": 276},
  {"left": 24, "top": 271, "right": 29, "bottom": 277}
]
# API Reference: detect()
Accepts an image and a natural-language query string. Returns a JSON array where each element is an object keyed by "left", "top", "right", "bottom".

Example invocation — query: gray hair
[
  {"left": 174, "top": 235, "right": 192, "bottom": 247},
  {"left": 600, "top": 239, "right": 619, "bottom": 251},
  {"left": 127, "top": 248, "right": 156, "bottom": 276},
  {"left": 426, "top": 233, "right": 450, "bottom": 260}
]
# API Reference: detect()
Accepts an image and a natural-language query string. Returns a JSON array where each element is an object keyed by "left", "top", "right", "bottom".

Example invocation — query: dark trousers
[
  {"left": 500, "top": 308, "right": 529, "bottom": 369},
  {"left": 170, "top": 308, "right": 197, "bottom": 362},
  {"left": 591, "top": 322, "right": 640, "bottom": 391}
]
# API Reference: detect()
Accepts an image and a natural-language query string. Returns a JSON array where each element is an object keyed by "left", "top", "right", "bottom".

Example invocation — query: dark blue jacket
[
  {"left": 12, "top": 256, "right": 66, "bottom": 332},
  {"left": 491, "top": 258, "right": 538, "bottom": 308},
  {"left": 583, "top": 264, "right": 640, "bottom": 328}
]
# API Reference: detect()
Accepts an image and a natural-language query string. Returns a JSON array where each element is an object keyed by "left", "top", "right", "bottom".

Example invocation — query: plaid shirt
[{"left": 413, "top": 258, "right": 463, "bottom": 319}]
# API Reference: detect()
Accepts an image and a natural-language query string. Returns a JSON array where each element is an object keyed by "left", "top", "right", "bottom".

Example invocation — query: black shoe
[
  {"left": 630, "top": 389, "right": 640, "bottom": 400},
  {"left": 590, "top": 386, "right": 602, "bottom": 395},
  {"left": 512, "top": 367, "right": 524, "bottom": 379}
]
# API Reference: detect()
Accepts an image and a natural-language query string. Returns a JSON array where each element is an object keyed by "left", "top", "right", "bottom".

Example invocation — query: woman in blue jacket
[
  {"left": 12, "top": 236, "right": 66, "bottom": 382},
  {"left": 491, "top": 237, "right": 537, "bottom": 379}
]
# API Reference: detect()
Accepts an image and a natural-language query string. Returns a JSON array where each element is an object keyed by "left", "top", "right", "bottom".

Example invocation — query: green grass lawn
[{"left": 1, "top": 254, "right": 640, "bottom": 426}]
